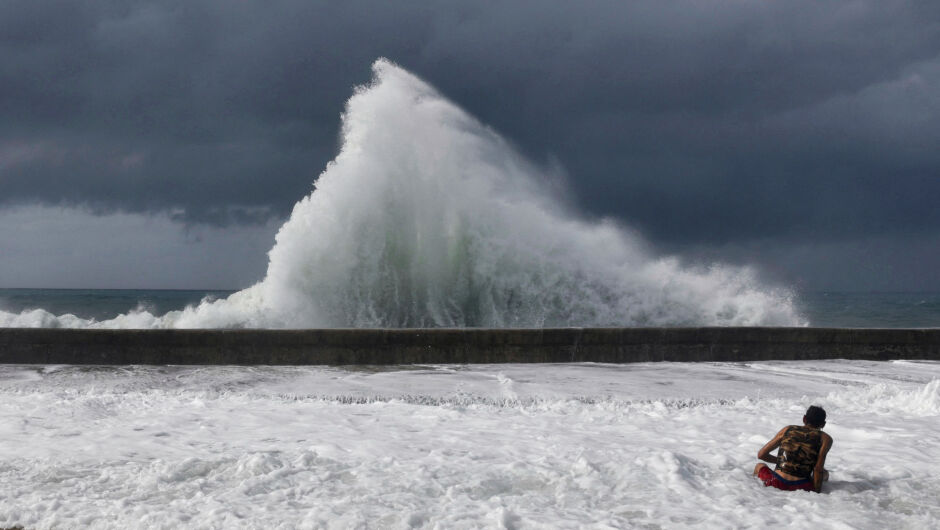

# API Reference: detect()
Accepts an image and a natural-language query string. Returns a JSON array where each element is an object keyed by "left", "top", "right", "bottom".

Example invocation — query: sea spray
[{"left": 1, "top": 59, "right": 805, "bottom": 329}]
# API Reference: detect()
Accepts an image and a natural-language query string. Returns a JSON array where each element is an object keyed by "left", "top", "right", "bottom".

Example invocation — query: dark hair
[{"left": 804, "top": 405, "right": 827, "bottom": 427}]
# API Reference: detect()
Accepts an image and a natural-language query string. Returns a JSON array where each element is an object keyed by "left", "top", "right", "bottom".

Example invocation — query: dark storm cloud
[{"left": 2, "top": 0, "right": 940, "bottom": 244}]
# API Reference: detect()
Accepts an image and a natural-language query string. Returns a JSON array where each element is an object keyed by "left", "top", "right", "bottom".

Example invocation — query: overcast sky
[{"left": 1, "top": 1, "right": 939, "bottom": 291}]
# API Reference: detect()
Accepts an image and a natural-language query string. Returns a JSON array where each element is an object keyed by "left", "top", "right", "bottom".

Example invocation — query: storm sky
[{"left": 1, "top": 1, "right": 939, "bottom": 290}]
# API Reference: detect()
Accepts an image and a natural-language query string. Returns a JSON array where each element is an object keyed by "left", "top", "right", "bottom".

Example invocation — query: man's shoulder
[{"left": 783, "top": 425, "right": 827, "bottom": 439}]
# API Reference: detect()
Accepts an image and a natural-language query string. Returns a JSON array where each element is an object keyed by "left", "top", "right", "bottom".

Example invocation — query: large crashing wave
[{"left": 1, "top": 60, "right": 805, "bottom": 329}]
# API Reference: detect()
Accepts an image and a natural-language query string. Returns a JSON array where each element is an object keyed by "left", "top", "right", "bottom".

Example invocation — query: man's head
[{"left": 803, "top": 405, "right": 827, "bottom": 428}]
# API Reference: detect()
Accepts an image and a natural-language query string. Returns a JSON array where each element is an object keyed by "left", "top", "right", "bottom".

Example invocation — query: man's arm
[
  {"left": 813, "top": 433, "right": 833, "bottom": 493},
  {"left": 757, "top": 427, "right": 788, "bottom": 465}
]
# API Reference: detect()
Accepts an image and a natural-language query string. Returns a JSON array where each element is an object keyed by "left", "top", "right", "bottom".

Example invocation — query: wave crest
[{"left": 2, "top": 59, "right": 804, "bottom": 328}]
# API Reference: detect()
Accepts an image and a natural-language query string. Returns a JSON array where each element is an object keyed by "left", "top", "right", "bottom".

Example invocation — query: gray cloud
[
  {"left": 0, "top": 205, "right": 278, "bottom": 289},
  {"left": 2, "top": 1, "right": 939, "bottom": 288}
]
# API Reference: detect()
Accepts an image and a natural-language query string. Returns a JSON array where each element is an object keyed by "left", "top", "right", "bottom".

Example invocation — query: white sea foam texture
[
  {"left": 1, "top": 361, "right": 939, "bottom": 528},
  {"left": 1, "top": 59, "right": 804, "bottom": 328}
]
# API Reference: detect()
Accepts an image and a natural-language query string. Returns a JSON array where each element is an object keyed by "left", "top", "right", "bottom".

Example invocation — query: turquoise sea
[{"left": 0, "top": 288, "right": 938, "bottom": 328}]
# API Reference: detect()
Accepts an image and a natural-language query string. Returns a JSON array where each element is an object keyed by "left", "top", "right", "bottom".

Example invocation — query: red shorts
[{"left": 758, "top": 466, "right": 814, "bottom": 492}]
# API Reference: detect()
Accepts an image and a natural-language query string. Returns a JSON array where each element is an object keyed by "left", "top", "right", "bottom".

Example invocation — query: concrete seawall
[{"left": 1, "top": 327, "right": 938, "bottom": 365}]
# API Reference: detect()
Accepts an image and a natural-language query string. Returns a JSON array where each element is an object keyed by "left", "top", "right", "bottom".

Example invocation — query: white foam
[
  {"left": 826, "top": 378, "right": 940, "bottom": 416},
  {"left": 1, "top": 361, "right": 938, "bottom": 528},
  {"left": 1, "top": 59, "right": 804, "bottom": 329}
]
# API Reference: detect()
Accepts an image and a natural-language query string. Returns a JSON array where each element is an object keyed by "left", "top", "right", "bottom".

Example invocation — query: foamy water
[
  {"left": 0, "top": 59, "right": 803, "bottom": 329},
  {"left": 1, "top": 360, "right": 937, "bottom": 529}
]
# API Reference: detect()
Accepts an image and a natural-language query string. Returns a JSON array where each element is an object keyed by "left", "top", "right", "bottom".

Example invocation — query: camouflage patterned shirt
[{"left": 774, "top": 425, "right": 823, "bottom": 478}]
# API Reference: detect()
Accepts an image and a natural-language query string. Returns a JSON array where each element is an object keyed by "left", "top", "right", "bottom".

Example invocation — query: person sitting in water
[{"left": 753, "top": 405, "right": 832, "bottom": 493}]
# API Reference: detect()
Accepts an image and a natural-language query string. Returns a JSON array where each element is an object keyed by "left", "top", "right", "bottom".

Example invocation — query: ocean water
[
  {"left": 799, "top": 291, "right": 940, "bottom": 328},
  {"left": 1, "top": 360, "right": 938, "bottom": 529},
  {"left": 1, "top": 288, "right": 937, "bottom": 328},
  {"left": 1, "top": 59, "right": 936, "bottom": 529},
  {"left": 2, "top": 61, "right": 934, "bottom": 331},
  {"left": 0, "top": 289, "right": 233, "bottom": 324},
  {"left": 0, "top": 60, "right": 805, "bottom": 329}
]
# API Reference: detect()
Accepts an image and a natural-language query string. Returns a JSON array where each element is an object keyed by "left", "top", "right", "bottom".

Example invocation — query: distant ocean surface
[
  {"left": 0, "top": 288, "right": 937, "bottom": 328},
  {"left": 0, "top": 289, "right": 233, "bottom": 324}
]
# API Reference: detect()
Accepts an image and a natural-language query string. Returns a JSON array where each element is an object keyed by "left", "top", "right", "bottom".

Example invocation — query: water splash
[{"left": 1, "top": 59, "right": 804, "bottom": 329}]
